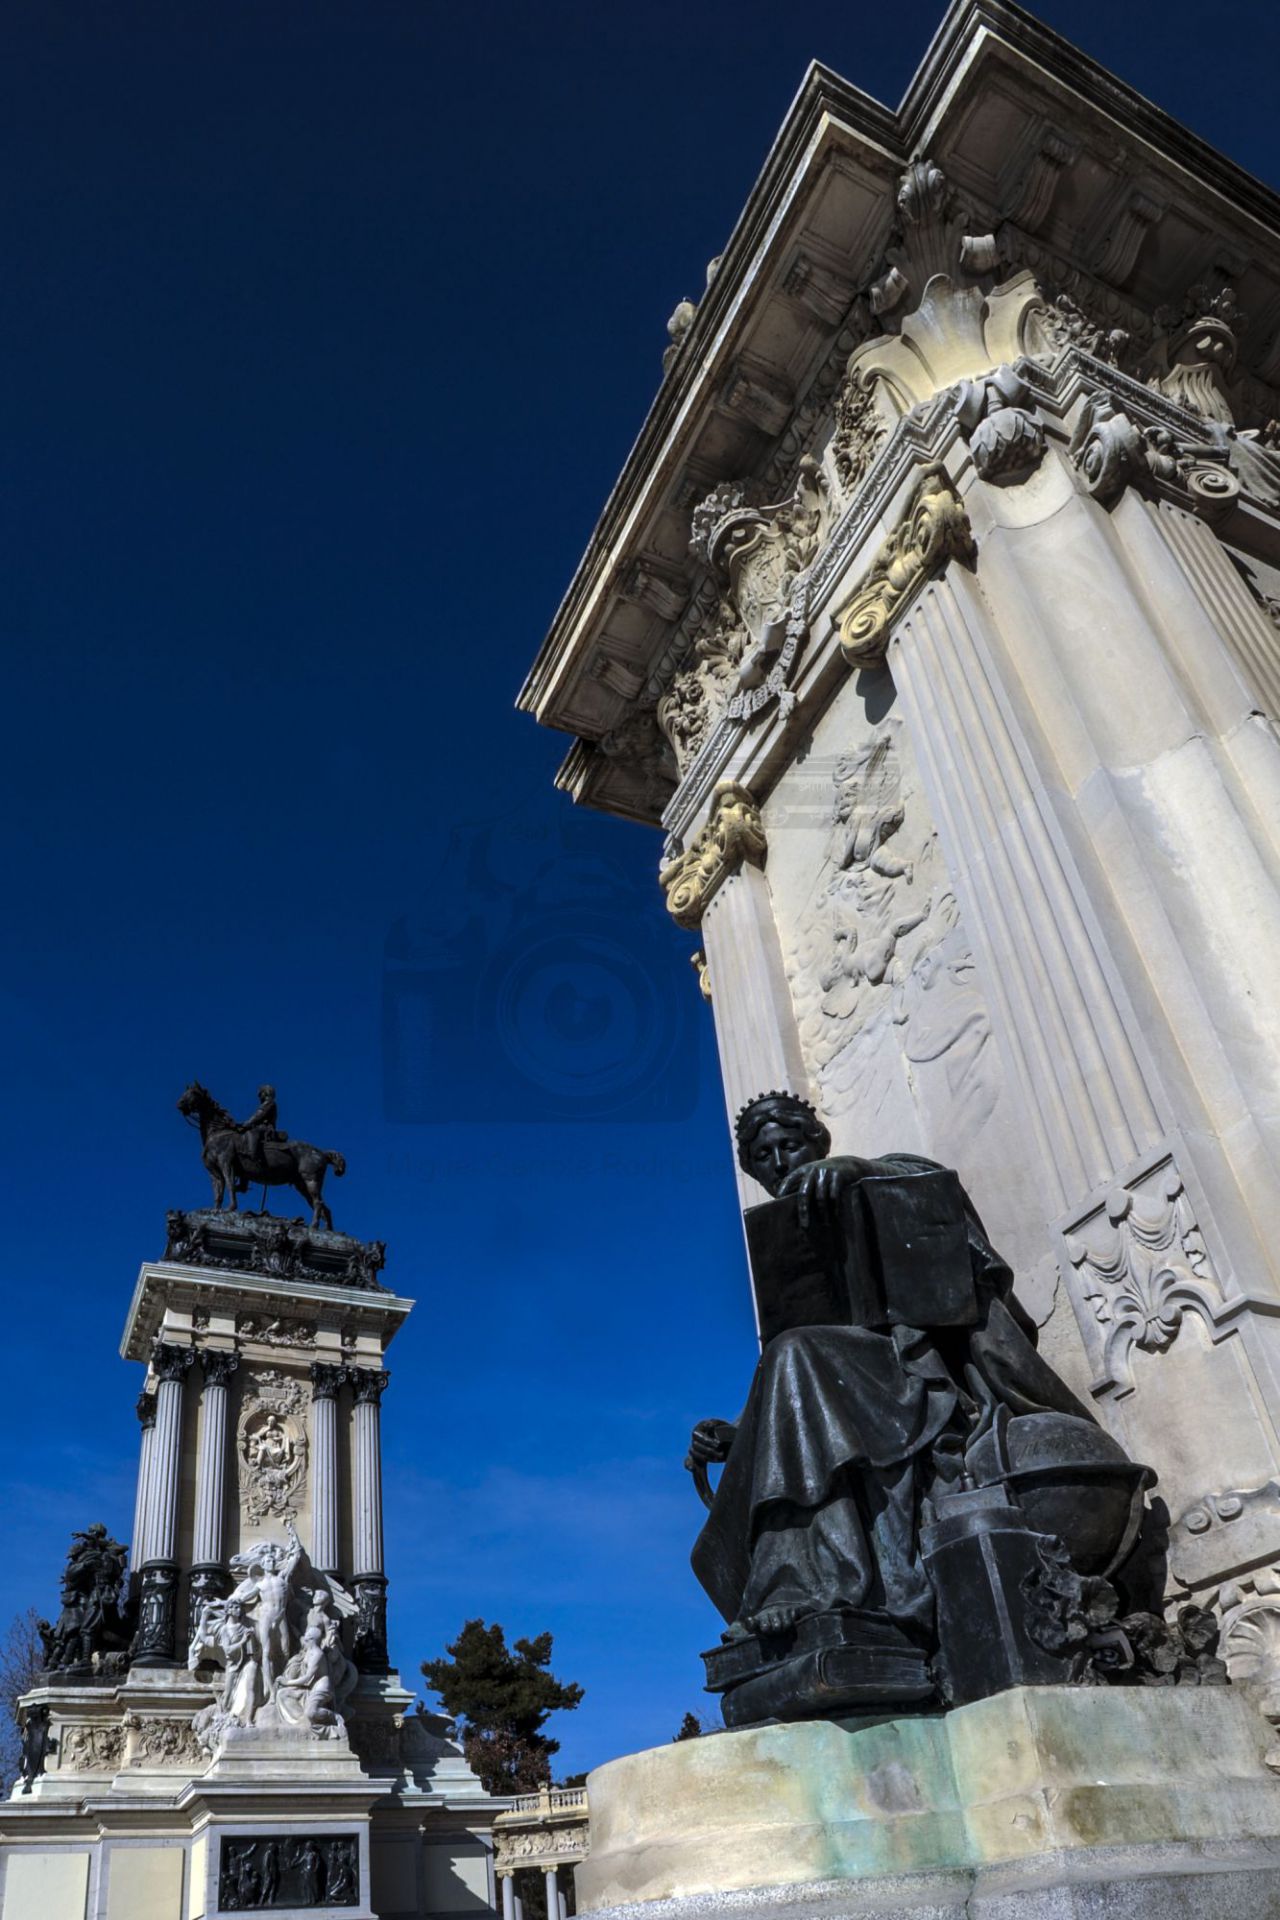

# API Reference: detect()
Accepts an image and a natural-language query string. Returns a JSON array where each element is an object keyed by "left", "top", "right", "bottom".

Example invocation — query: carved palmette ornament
[
  {"left": 1062, "top": 1157, "right": 1224, "bottom": 1398},
  {"left": 237, "top": 1368, "right": 309, "bottom": 1523}
]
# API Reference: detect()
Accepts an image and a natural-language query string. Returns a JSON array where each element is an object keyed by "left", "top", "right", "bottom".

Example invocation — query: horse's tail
[{"left": 325, "top": 1150, "right": 346, "bottom": 1178}]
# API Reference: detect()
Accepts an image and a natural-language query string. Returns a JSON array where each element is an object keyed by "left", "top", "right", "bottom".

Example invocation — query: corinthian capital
[
  {"left": 349, "top": 1367, "right": 390, "bottom": 1407},
  {"left": 660, "top": 782, "right": 766, "bottom": 930},
  {"left": 310, "top": 1363, "right": 348, "bottom": 1401},
  {"left": 151, "top": 1342, "right": 196, "bottom": 1385},
  {"left": 199, "top": 1349, "right": 239, "bottom": 1389}
]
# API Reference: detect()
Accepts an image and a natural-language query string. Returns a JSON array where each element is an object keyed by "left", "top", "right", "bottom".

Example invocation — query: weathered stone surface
[{"left": 577, "top": 1687, "right": 1280, "bottom": 1916}]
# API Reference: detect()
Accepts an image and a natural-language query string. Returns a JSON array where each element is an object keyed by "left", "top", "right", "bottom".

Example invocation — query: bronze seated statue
[{"left": 687, "top": 1093, "right": 1213, "bottom": 1726}]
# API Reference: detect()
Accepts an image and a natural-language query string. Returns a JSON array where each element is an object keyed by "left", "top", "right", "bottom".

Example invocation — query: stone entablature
[
  {"left": 120, "top": 1259, "right": 413, "bottom": 1364},
  {"left": 518, "top": 9, "right": 1280, "bottom": 828}
]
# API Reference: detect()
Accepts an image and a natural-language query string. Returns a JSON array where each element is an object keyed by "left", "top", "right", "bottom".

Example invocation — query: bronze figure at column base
[
  {"left": 131, "top": 1560, "right": 181, "bottom": 1667},
  {"left": 352, "top": 1574, "right": 389, "bottom": 1672},
  {"left": 186, "top": 1562, "right": 231, "bottom": 1648}
]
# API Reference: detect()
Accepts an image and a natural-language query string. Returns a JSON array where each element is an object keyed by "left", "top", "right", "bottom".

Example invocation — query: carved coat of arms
[{"left": 238, "top": 1370, "right": 308, "bottom": 1524}]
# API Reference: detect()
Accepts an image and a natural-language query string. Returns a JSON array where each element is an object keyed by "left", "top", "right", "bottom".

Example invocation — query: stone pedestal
[{"left": 577, "top": 1687, "right": 1280, "bottom": 1919}]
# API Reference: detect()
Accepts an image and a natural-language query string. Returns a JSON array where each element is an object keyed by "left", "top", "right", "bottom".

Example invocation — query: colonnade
[
  {"left": 497, "top": 1868, "right": 569, "bottom": 1920},
  {"left": 130, "top": 1339, "right": 390, "bottom": 1668}
]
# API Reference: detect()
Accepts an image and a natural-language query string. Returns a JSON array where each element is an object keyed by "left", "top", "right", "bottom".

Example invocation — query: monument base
[
  {"left": 0, "top": 1672, "right": 499, "bottom": 1920},
  {"left": 577, "top": 1685, "right": 1280, "bottom": 1918}
]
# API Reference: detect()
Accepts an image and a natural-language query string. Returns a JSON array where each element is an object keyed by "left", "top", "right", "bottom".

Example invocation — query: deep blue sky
[{"left": 1, "top": 0, "right": 1277, "bottom": 1776}]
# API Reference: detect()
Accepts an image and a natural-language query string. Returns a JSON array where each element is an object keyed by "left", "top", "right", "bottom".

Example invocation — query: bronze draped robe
[{"left": 691, "top": 1154, "right": 1092, "bottom": 1631}]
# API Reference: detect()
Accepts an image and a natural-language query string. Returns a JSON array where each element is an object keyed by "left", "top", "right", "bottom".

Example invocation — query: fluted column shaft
[
  {"left": 134, "top": 1342, "right": 194, "bottom": 1666},
  {"left": 309, "top": 1364, "right": 346, "bottom": 1577},
  {"left": 350, "top": 1367, "right": 390, "bottom": 1672},
  {"left": 147, "top": 1345, "right": 192, "bottom": 1564},
  {"left": 131, "top": 1392, "right": 156, "bottom": 1579},
  {"left": 351, "top": 1370, "right": 387, "bottom": 1577},
  {"left": 192, "top": 1350, "right": 237, "bottom": 1566}
]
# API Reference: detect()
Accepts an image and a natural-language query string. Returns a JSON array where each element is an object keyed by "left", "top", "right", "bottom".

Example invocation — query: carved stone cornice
[
  {"left": 151, "top": 1343, "right": 196, "bottom": 1386},
  {"left": 349, "top": 1367, "right": 389, "bottom": 1407},
  {"left": 135, "top": 1391, "right": 157, "bottom": 1431},
  {"left": 836, "top": 467, "right": 976, "bottom": 666},
  {"left": 310, "top": 1362, "right": 348, "bottom": 1401},
  {"left": 198, "top": 1348, "right": 239, "bottom": 1390},
  {"left": 660, "top": 782, "right": 766, "bottom": 930}
]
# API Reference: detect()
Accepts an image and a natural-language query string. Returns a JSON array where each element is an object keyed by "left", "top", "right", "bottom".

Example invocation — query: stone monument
[
  {"left": 1, "top": 1085, "right": 501, "bottom": 1920},
  {"left": 521, "top": 2, "right": 1280, "bottom": 1912}
]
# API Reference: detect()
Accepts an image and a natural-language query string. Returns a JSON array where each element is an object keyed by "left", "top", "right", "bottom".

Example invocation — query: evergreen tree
[
  {"left": 673, "top": 1711, "right": 703, "bottom": 1742},
  {"left": 421, "top": 1619, "right": 583, "bottom": 1795}
]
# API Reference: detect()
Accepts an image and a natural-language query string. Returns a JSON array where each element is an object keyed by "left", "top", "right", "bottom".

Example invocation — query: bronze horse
[{"left": 177, "top": 1082, "right": 346, "bottom": 1230}]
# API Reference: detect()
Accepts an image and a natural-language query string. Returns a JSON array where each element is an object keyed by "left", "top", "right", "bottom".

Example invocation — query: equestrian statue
[{"left": 177, "top": 1081, "right": 346, "bottom": 1229}]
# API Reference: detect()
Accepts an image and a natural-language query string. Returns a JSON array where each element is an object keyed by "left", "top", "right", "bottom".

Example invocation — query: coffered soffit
[{"left": 519, "top": 0, "right": 1280, "bottom": 827}]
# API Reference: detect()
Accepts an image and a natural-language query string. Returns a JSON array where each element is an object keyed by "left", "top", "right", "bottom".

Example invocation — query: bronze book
[{"left": 745, "top": 1169, "right": 978, "bottom": 1346}]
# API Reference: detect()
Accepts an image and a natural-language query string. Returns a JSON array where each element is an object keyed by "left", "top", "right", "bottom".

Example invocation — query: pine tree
[
  {"left": 421, "top": 1619, "right": 584, "bottom": 1795},
  {"left": 673, "top": 1711, "right": 703, "bottom": 1742}
]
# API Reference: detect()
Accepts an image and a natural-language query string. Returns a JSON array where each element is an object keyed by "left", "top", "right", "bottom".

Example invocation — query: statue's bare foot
[{"left": 746, "top": 1603, "right": 804, "bottom": 1636}]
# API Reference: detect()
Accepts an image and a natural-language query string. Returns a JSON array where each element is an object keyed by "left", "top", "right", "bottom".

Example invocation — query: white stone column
[
  {"left": 501, "top": 1876, "right": 516, "bottom": 1920},
  {"left": 350, "top": 1367, "right": 389, "bottom": 1671},
  {"left": 131, "top": 1390, "right": 156, "bottom": 1581},
  {"left": 192, "top": 1349, "right": 236, "bottom": 1565},
  {"left": 544, "top": 1868, "right": 558, "bottom": 1919},
  {"left": 701, "top": 863, "right": 811, "bottom": 1206},
  {"left": 309, "top": 1363, "right": 346, "bottom": 1576},
  {"left": 662, "top": 782, "right": 810, "bottom": 1211},
  {"left": 134, "top": 1341, "right": 194, "bottom": 1666},
  {"left": 878, "top": 480, "right": 1280, "bottom": 1574},
  {"left": 188, "top": 1348, "right": 238, "bottom": 1640}
]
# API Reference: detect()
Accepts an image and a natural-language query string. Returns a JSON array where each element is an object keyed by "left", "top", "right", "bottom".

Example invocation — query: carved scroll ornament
[
  {"left": 837, "top": 468, "right": 975, "bottom": 666},
  {"left": 660, "top": 782, "right": 766, "bottom": 930},
  {"left": 1064, "top": 1159, "right": 1223, "bottom": 1398}
]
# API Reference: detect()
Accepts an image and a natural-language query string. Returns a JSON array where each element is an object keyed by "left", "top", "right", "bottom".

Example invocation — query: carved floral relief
[
  {"left": 1062, "top": 1158, "right": 1225, "bottom": 1398},
  {"left": 59, "top": 1722, "right": 125, "bottom": 1772}
]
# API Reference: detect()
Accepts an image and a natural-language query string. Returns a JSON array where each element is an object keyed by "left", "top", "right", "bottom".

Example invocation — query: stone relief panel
[
  {"left": 1060, "top": 1155, "right": 1225, "bottom": 1399},
  {"left": 124, "top": 1713, "right": 205, "bottom": 1769},
  {"left": 237, "top": 1368, "right": 309, "bottom": 1526},
  {"left": 58, "top": 1722, "right": 125, "bottom": 1772},
  {"left": 237, "top": 1314, "right": 317, "bottom": 1349},
  {"left": 763, "top": 671, "right": 1061, "bottom": 1342}
]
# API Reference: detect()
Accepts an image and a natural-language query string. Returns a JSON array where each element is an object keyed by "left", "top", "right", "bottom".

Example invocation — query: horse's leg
[
  {"left": 223, "top": 1150, "right": 239, "bottom": 1211},
  {"left": 297, "top": 1173, "right": 331, "bottom": 1232}
]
